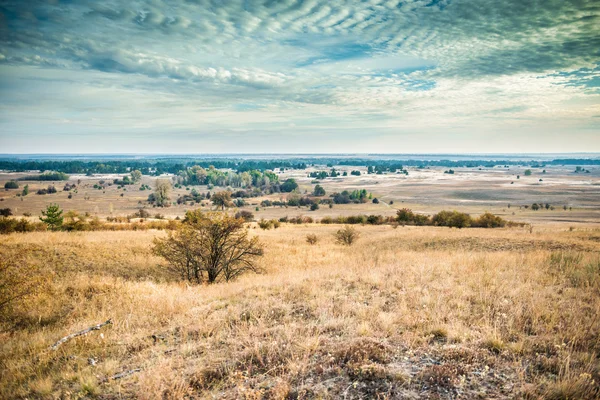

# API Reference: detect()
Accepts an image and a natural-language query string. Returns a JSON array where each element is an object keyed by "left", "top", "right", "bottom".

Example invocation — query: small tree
[
  {"left": 335, "top": 225, "right": 360, "bottom": 246},
  {"left": 281, "top": 178, "right": 298, "bottom": 193},
  {"left": 39, "top": 204, "right": 63, "bottom": 231},
  {"left": 211, "top": 191, "right": 232, "bottom": 210},
  {"left": 22, "top": 185, "right": 29, "bottom": 196},
  {"left": 524, "top": 169, "right": 532, "bottom": 176},
  {"left": 154, "top": 179, "right": 171, "bottom": 207},
  {"left": 153, "top": 211, "right": 263, "bottom": 284},
  {"left": 131, "top": 170, "right": 142, "bottom": 183},
  {"left": 313, "top": 184, "right": 326, "bottom": 196},
  {"left": 310, "top": 203, "right": 319, "bottom": 211},
  {"left": 4, "top": 181, "right": 18, "bottom": 189}
]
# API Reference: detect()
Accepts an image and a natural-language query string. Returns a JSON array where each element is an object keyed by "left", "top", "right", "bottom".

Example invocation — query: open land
[{"left": 1, "top": 158, "right": 599, "bottom": 399}]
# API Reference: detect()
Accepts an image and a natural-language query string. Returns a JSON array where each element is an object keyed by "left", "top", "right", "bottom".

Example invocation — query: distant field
[{"left": 1, "top": 164, "right": 599, "bottom": 226}]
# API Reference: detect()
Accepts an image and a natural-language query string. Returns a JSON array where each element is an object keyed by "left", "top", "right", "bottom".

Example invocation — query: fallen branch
[
  {"left": 50, "top": 319, "right": 112, "bottom": 350},
  {"left": 109, "top": 368, "right": 141, "bottom": 381}
]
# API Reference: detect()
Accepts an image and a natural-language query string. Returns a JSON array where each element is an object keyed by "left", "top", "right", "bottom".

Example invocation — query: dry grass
[{"left": 1, "top": 225, "right": 599, "bottom": 399}]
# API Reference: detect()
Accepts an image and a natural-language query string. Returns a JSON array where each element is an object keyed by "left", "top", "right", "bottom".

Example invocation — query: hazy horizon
[{"left": 1, "top": 1, "right": 599, "bottom": 153}]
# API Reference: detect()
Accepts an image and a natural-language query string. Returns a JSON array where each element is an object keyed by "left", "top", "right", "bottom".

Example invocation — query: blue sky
[{"left": 0, "top": 0, "right": 599, "bottom": 153}]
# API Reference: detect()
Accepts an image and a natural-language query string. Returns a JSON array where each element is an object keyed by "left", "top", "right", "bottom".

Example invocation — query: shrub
[
  {"left": 0, "top": 208, "right": 12, "bottom": 217},
  {"left": 235, "top": 210, "right": 254, "bottom": 221},
  {"left": 473, "top": 212, "right": 506, "bottom": 228},
  {"left": 372, "top": 198, "right": 379, "bottom": 204},
  {"left": 153, "top": 211, "right": 263, "bottom": 284},
  {"left": 396, "top": 208, "right": 430, "bottom": 226},
  {"left": 258, "top": 219, "right": 273, "bottom": 230},
  {"left": 306, "top": 234, "right": 318, "bottom": 245},
  {"left": 366, "top": 215, "right": 384, "bottom": 225},
  {"left": 432, "top": 211, "right": 472, "bottom": 228},
  {"left": 335, "top": 226, "right": 360, "bottom": 246},
  {"left": 310, "top": 203, "right": 319, "bottom": 211},
  {"left": 4, "top": 181, "right": 18, "bottom": 189}
]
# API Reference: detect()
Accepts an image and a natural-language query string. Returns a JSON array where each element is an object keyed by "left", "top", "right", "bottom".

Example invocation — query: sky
[{"left": 0, "top": 0, "right": 599, "bottom": 154}]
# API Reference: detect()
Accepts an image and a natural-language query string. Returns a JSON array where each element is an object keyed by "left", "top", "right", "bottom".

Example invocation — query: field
[
  {"left": 1, "top": 162, "right": 600, "bottom": 399},
  {"left": 1, "top": 224, "right": 600, "bottom": 399},
  {"left": 1, "top": 164, "right": 599, "bottom": 226}
]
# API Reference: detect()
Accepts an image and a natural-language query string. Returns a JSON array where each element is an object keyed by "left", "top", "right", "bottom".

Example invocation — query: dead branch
[
  {"left": 110, "top": 368, "right": 141, "bottom": 381},
  {"left": 50, "top": 319, "right": 112, "bottom": 350}
]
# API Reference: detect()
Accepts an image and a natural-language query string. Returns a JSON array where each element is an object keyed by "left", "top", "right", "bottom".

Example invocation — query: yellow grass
[{"left": 1, "top": 225, "right": 599, "bottom": 398}]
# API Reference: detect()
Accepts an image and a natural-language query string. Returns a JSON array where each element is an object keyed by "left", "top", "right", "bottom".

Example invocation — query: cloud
[{"left": 0, "top": 0, "right": 599, "bottom": 152}]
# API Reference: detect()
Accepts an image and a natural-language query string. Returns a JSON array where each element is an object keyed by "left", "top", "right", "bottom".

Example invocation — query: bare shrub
[
  {"left": 153, "top": 210, "right": 263, "bottom": 284},
  {"left": 306, "top": 234, "right": 318, "bottom": 245},
  {"left": 335, "top": 225, "right": 360, "bottom": 246}
]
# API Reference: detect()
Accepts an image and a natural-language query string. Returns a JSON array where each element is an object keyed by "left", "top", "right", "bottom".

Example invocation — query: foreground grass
[{"left": 1, "top": 225, "right": 599, "bottom": 399}]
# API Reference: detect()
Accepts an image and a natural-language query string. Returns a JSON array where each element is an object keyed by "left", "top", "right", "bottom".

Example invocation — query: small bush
[
  {"left": 4, "top": 181, "right": 18, "bottom": 189},
  {"left": 258, "top": 219, "right": 273, "bottom": 230},
  {"left": 432, "top": 210, "right": 472, "bottom": 228},
  {"left": 473, "top": 212, "right": 506, "bottom": 228},
  {"left": 306, "top": 234, "right": 318, "bottom": 245},
  {"left": 335, "top": 226, "right": 360, "bottom": 246},
  {"left": 234, "top": 210, "right": 254, "bottom": 221}
]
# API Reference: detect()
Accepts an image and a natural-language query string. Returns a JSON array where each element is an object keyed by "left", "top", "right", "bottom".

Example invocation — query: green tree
[
  {"left": 22, "top": 185, "right": 29, "bottom": 196},
  {"left": 39, "top": 204, "right": 64, "bottom": 231},
  {"left": 524, "top": 169, "right": 532, "bottom": 176},
  {"left": 153, "top": 211, "right": 263, "bottom": 284},
  {"left": 131, "top": 170, "right": 142, "bottom": 183},
  {"left": 313, "top": 184, "right": 326, "bottom": 196},
  {"left": 4, "top": 181, "right": 18, "bottom": 189},
  {"left": 280, "top": 178, "right": 298, "bottom": 193}
]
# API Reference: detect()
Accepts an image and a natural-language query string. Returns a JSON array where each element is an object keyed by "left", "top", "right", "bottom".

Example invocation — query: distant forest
[{"left": 0, "top": 157, "right": 598, "bottom": 175}]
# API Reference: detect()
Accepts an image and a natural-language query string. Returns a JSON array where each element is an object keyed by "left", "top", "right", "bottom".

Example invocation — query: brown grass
[{"left": 1, "top": 225, "right": 599, "bottom": 399}]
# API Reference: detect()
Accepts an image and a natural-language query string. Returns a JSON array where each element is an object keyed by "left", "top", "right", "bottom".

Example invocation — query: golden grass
[{"left": 1, "top": 225, "right": 599, "bottom": 398}]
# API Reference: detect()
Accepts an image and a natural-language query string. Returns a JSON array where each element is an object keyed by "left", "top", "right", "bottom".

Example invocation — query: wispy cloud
[{"left": 0, "top": 0, "right": 598, "bottom": 152}]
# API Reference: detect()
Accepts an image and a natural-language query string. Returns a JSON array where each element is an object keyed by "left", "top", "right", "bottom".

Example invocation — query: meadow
[
  {"left": 1, "top": 161, "right": 599, "bottom": 399},
  {"left": 1, "top": 224, "right": 599, "bottom": 399}
]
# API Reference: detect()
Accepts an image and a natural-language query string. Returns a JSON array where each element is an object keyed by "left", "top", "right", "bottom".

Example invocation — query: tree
[
  {"left": 313, "top": 184, "right": 326, "bottom": 196},
  {"left": 281, "top": 178, "right": 298, "bottom": 193},
  {"left": 310, "top": 203, "right": 319, "bottom": 211},
  {"left": 131, "top": 170, "right": 142, "bottom": 183},
  {"left": 524, "top": 169, "right": 532, "bottom": 176},
  {"left": 153, "top": 211, "right": 263, "bottom": 284},
  {"left": 372, "top": 198, "right": 379, "bottom": 204},
  {"left": 211, "top": 191, "right": 232, "bottom": 210},
  {"left": 4, "top": 181, "right": 18, "bottom": 189},
  {"left": 39, "top": 204, "right": 63, "bottom": 231},
  {"left": 22, "top": 185, "right": 29, "bottom": 197},
  {"left": 154, "top": 179, "right": 171, "bottom": 207},
  {"left": 531, "top": 203, "right": 540, "bottom": 211}
]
